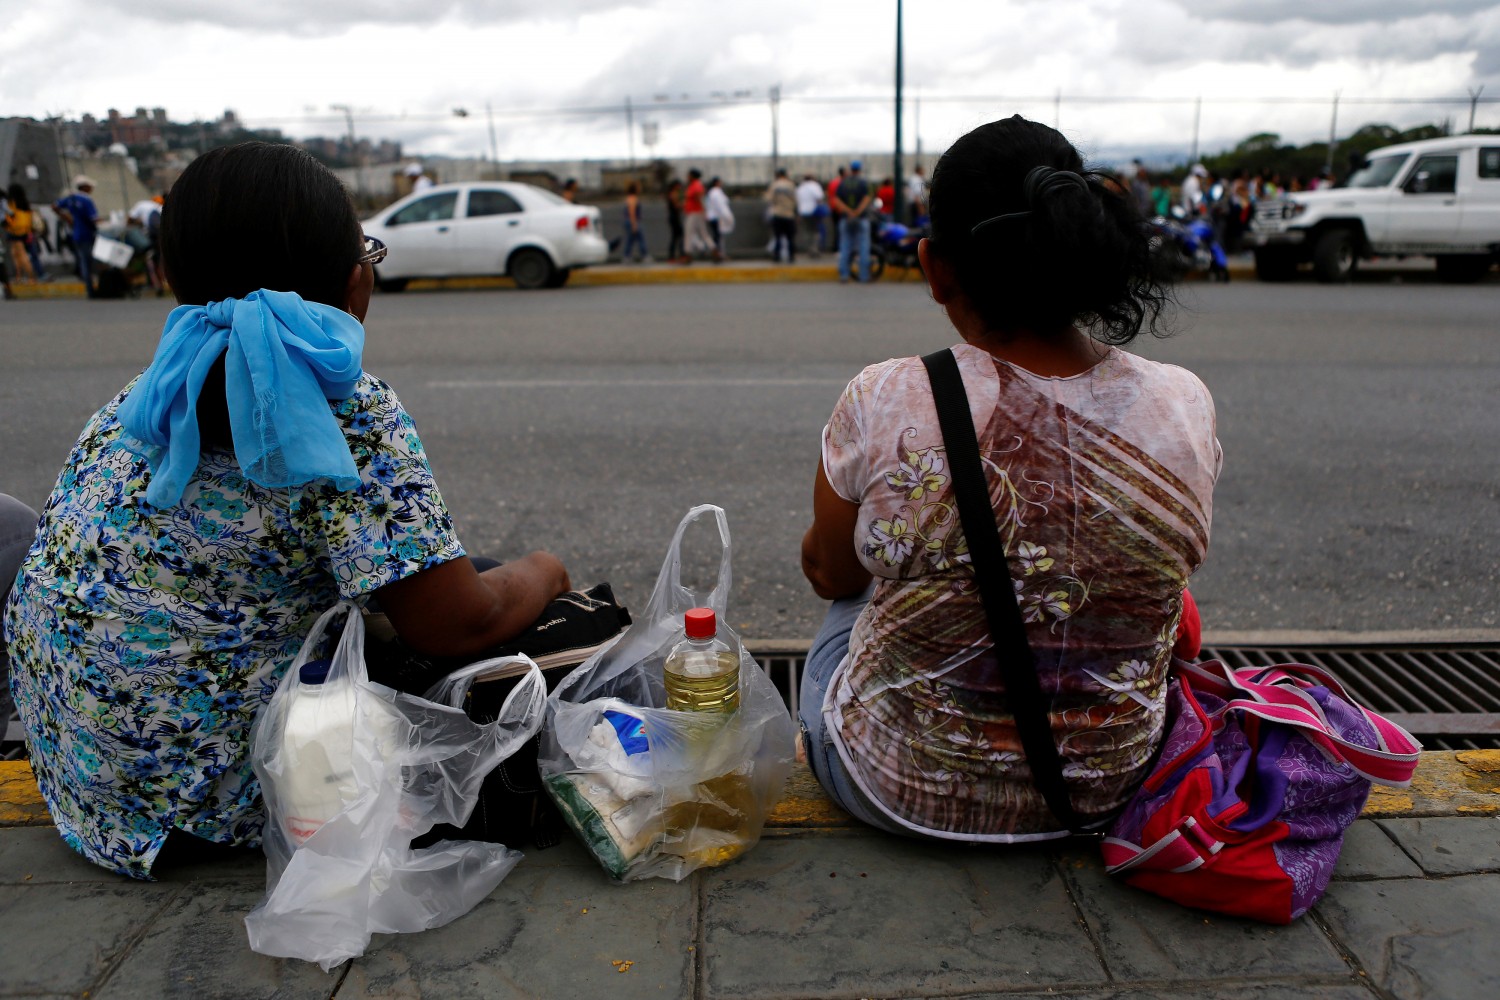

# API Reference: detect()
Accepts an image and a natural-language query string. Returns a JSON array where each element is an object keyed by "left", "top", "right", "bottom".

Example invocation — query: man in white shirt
[
  {"left": 1180, "top": 164, "right": 1207, "bottom": 215},
  {"left": 796, "top": 174, "right": 827, "bottom": 256},
  {"left": 405, "top": 163, "right": 433, "bottom": 193},
  {"left": 905, "top": 165, "right": 926, "bottom": 224}
]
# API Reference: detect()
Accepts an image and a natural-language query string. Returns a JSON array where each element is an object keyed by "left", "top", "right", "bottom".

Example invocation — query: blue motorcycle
[
  {"left": 1150, "top": 208, "right": 1229, "bottom": 282},
  {"left": 869, "top": 216, "right": 927, "bottom": 281}
]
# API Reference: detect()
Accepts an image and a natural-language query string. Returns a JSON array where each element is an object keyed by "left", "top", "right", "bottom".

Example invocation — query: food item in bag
[
  {"left": 547, "top": 711, "right": 660, "bottom": 878},
  {"left": 663, "top": 608, "right": 740, "bottom": 713},
  {"left": 278, "top": 658, "right": 396, "bottom": 845}
]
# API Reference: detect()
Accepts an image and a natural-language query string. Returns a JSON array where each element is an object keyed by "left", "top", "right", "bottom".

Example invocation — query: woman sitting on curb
[
  {"left": 799, "top": 116, "right": 1221, "bottom": 842},
  {"left": 4, "top": 143, "right": 570, "bottom": 879}
]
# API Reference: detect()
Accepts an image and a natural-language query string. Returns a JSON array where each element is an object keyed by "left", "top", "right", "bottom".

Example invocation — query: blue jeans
[
  {"left": 798, "top": 586, "right": 911, "bottom": 836},
  {"left": 622, "top": 227, "right": 647, "bottom": 261},
  {"left": 74, "top": 236, "right": 95, "bottom": 295},
  {"left": 837, "top": 217, "right": 871, "bottom": 282}
]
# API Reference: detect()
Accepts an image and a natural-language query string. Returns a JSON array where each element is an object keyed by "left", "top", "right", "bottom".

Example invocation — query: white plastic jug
[{"left": 278, "top": 658, "right": 392, "bottom": 846}]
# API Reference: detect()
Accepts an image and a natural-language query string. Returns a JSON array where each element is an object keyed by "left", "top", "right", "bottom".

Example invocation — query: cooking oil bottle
[{"left": 663, "top": 607, "right": 740, "bottom": 714}]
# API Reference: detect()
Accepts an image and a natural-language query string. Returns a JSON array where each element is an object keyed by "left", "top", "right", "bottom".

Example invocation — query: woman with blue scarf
[{"left": 3, "top": 143, "right": 570, "bottom": 879}]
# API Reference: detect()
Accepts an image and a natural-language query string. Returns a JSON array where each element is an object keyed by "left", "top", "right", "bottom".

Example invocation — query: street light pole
[
  {"left": 893, "top": 0, "right": 904, "bottom": 225},
  {"left": 486, "top": 102, "right": 499, "bottom": 172},
  {"left": 626, "top": 95, "right": 636, "bottom": 167},
  {"left": 330, "top": 103, "right": 362, "bottom": 199},
  {"left": 770, "top": 84, "right": 781, "bottom": 174}
]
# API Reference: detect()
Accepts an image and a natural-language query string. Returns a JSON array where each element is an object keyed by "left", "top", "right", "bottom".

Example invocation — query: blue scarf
[{"left": 118, "top": 290, "right": 365, "bottom": 507}]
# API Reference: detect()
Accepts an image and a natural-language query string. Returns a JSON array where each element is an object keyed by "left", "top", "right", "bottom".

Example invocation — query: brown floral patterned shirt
[{"left": 821, "top": 344, "right": 1221, "bottom": 840}]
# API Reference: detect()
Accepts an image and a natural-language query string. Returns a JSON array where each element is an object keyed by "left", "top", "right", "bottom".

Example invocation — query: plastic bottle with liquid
[
  {"left": 278, "top": 658, "right": 393, "bottom": 847},
  {"left": 663, "top": 607, "right": 740, "bottom": 714},
  {"left": 661, "top": 608, "right": 753, "bottom": 870}
]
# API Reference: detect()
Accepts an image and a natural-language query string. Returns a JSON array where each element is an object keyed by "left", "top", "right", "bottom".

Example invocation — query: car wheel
[
  {"left": 544, "top": 267, "right": 572, "bottom": 289},
  {"left": 1434, "top": 254, "right": 1493, "bottom": 283},
  {"left": 375, "top": 271, "right": 408, "bottom": 293},
  {"left": 1312, "top": 229, "right": 1356, "bottom": 283},
  {"left": 509, "top": 248, "right": 555, "bottom": 290},
  {"left": 1254, "top": 249, "right": 1298, "bottom": 283}
]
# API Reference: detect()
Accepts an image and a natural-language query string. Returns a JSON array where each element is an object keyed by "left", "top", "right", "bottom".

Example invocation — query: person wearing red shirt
[
  {"left": 877, "top": 177, "right": 896, "bottom": 220},
  {"left": 683, "top": 169, "right": 713, "bottom": 259}
]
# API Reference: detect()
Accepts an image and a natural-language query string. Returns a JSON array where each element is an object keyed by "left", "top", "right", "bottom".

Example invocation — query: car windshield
[{"left": 1345, "top": 154, "right": 1410, "bottom": 189}]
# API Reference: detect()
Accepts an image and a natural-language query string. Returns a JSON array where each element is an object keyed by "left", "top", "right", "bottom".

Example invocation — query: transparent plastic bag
[
  {"left": 538, "top": 505, "right": 796, "bottom": 882},
  {"left": 245, "top": 601, "right": 545, "bottom": 970}
]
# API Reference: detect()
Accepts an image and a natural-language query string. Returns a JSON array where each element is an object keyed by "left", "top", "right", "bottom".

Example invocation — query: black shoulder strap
[{"left": 920, "top": 348, "right": 1085, "bottom": 833}]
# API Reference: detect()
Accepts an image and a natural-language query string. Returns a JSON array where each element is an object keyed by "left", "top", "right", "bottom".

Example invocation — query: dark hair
[
  {"left": 7, "top": 184, "right": 31, "bottom": 211},
  {"left": 160, "top": 142, "right": 361, "bottom": 307},
  {"left": 927, "top": 116, "right": 1171, "bottom": 345}
]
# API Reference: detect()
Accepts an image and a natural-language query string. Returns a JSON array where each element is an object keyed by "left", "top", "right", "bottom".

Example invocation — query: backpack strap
[{"left": 920, "top": 348, "right": 1086, "bottom": 833}]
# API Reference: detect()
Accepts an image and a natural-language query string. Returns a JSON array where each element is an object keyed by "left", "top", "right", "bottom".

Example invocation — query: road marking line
[{"left": 427, "top": 378, "right": 846, "bottom": 389}]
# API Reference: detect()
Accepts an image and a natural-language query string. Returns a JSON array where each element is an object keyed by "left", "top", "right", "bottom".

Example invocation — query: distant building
[{"left": 105, "top": 107, "right": 166, "bottom": 147}]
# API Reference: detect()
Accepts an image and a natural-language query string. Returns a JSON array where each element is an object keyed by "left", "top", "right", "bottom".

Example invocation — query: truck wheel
[
  {"left": 1253, "top": 249, "right": 1297, "bottom": 283},
  {"left": 1312, "top": 230, "right": 1357, "bottom": 283},
  {"left": 509, "top": 248, "right": 556, "bottom": 290},
  {"left": 1434, "top": 254, "right": 1493, "bottom": 283}
]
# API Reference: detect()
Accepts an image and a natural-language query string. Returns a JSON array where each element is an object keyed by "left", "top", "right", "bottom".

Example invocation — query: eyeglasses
[{"left": 357, "top": 235, "right": 388, "bottom": 266}]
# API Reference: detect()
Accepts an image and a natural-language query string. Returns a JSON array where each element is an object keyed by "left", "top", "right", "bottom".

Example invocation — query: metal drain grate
[
  {"left": 1201, "top": 644, "right": 1500, "bottom": 751},
  {"left": 6, "top": 644, "right": 1497, "bottom": 761},
  {"left": 752, "top": 643, "right": 1500, "bottom": 752}
]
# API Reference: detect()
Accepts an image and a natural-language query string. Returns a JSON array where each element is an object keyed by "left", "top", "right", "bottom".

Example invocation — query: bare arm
[
  {"left": 801, "top": 460, "right": 872, "bottom": 600},
  {"left": 373, "top": 551, "right": 571, "bottom": 658}
]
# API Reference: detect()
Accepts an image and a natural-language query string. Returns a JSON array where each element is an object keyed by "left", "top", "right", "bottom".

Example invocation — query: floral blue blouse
[{"left": 4, "top": 373, "right": 465, "bottom": 879}]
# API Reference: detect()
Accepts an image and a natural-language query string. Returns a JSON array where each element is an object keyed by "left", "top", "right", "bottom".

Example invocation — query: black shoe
[
  {"left": 363, "top": 582, "right": 631, "bottom": 690},
  {"left": 492, "top": 582, "right": 632, "bottom": 671}
]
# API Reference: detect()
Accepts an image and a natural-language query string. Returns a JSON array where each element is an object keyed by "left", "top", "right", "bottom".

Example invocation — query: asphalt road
[{"left": 2, "top": 278, "right": 1496, "bottom": 638}]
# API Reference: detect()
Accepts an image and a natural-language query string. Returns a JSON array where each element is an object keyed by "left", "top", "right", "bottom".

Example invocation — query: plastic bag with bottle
[
  {"left": 538, "top": 504, "right": 796, "bottom": 882},
  {"left": 245, "top": 601, "right": 546, "bottom": 970}
]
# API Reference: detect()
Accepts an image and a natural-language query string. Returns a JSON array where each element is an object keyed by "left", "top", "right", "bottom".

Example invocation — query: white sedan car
[{"left": 363, "top": 181, "right": 608, "bottom": 290}]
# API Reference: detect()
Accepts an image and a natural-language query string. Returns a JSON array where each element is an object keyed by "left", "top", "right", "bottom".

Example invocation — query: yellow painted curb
[
  {"left": 1364, "top": 749, "right": 1500, "bottom": 818},
  {"left": 9, "top": 281, "right": 87, "bottom": 300},
  {"left": 0, "top": 760, "right": 48, "bottom": 827},
  {"left": 5, "top": 751, "right": 1495, "bottom": 832}
]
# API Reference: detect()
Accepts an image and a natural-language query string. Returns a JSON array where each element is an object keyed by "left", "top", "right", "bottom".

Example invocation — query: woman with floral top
[
  {"left": 799, "top": 116, "right": 1221, "bottom": 842},
  {"left": 4, "top": 143, "right": 570, "bottom": 879}
]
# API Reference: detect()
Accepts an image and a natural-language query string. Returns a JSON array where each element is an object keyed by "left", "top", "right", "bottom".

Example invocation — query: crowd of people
[
  {"left": 3, "top": 115, "right": 1222, "bottom": 881},
  {"left": 0, "top": 175, "right": 166, "bottom": 301},
  {"left": 1122, "top": 158, "right": 1334, "bottom": 253},
  {"left": 617, "top": 160, "right": 929, "bottom": 282}
]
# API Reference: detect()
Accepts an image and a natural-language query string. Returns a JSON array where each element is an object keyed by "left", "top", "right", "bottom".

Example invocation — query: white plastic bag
[
  {"left": 539, "top": 505, "right": 796, "bottom": 882},
  {"left": 245, "top": 601, "right": 545, "bottom": 970}
]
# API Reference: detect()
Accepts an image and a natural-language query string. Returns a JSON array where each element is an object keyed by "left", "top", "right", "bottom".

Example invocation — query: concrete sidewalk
[{"left": 2, "top": 752, "right": 1498, "bottom": 998}]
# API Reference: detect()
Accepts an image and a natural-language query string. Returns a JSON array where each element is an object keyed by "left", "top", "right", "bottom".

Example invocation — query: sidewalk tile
[
  {"left": 1054, "top": 848, "right": 1347, "bottom": 982},
  {"left": 946, "top": 988, "right": 1372, "bottom": 1000},
  {"left": 1317, "top": 873, "right": 1500, "bottom": 997},
  {"left": 1375, "top": 817, "right": 1500, "bottom": 875},
  {"left": 338, "top": 862, "right": 693, "bottom": 999},
  {"left": 92, "top": 883, "right": 330, "bottom": 1000},
  {"left": 0, "top": 825, "right": 121, "bottom": 884},
  {"left": 0, "top": 882, "right": 176, "bottom": 995},
  {"left": 1332, "top": 819, "right": 1423, "bottom": 879},
  {"left": 698, "top": 833, "right": 1103, "bottom": 999}
]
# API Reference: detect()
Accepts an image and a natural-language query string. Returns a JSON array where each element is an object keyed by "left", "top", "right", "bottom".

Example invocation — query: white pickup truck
[{"left": 1250, "top": 135, "right": 1500, "bottom": 283}]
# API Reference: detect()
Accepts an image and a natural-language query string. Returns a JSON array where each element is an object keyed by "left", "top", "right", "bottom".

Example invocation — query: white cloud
[{"left": 3, "top": 0, "right": 1497, "bottom": 164}]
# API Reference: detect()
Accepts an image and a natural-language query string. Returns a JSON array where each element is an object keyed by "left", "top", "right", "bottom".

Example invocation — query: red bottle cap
[{"left": 684, "top": 607, "right": 716, "bottom": 640}]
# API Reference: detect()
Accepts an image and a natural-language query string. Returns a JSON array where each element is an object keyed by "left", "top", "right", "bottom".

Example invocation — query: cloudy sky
[{"left": 5, "top": 0, "right": 1498, "bottom": 166}]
